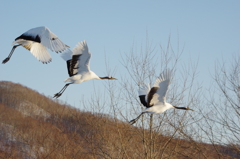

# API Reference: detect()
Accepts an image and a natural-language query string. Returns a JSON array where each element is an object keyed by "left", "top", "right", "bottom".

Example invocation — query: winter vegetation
[
  {"left": 0, "top": 80, "right": 239, "bottom": 159},
  {"left": 0, "top": 40, "right": 239, "bottom": 159}
]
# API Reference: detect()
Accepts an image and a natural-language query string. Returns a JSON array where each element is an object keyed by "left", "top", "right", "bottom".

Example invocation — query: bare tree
[
  {"left": 120, "top": 35, "right": 203, "bottom": 158},
  {"left": 201, "top": 54, "right": 240, "bottom": 158}
]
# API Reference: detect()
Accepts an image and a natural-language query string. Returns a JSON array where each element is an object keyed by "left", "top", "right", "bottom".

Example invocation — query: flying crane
[
  {"left": 53, "top": 40, "right": 117, "bottom": 98},
  {"left": 2, "top": 26, "right": 68, "bottom": 64},
  {"left": 129, "top": 69, "right": 193, "bottom": 125}
]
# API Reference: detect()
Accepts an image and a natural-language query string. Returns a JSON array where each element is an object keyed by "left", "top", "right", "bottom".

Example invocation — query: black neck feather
[
  {"left": 99, "top": 76, "right": 110, "bottom": 79},
  {"left": 173, "top": 106, "right": 187, "bottom": 110}
]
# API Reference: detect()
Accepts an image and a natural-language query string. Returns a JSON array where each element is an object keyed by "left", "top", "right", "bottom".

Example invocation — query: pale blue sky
[{"left": 0, "top": 1, "right": 239, "bottom": 109}]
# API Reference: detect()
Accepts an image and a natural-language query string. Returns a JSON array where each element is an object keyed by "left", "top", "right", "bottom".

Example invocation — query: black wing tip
[
  {"left": 139, "top": 95, "right": 148, "bottom": 107},
  {"left": 55, "top": 47, "right": 69, "bottom": 53},
  {"left": 40, "top": 59, "right": 52, "bottom": 64}
]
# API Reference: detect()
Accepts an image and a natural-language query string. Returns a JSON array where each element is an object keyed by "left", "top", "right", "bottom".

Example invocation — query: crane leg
[
  {"left": 2, "top": 45, "right": 20, "bottom": 64},
  {"left": 53, "top": 83, "right": 71, "bottom": 98},
  {"left": 129, "top": 112, "right": 145, "bottom": 125}
]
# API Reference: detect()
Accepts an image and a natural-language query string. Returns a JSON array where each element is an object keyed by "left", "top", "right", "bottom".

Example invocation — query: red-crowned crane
[
  {"left": 53, "top": 40, "right": 117, "bottom": 98},
  {"left": 2, "top": 26, "right": 68, "bottom": 64},
  {"left": 129, "top": 69, "right": 193, "bottom": 125}
]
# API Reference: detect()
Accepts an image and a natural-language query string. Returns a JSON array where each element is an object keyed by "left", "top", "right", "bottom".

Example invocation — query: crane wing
[
  {"left": 72, "top": 40, "right": 91, "bottom": 73},
  {"left": 148, "top": 69, "right": 172, "bottom": 106},
  {"left": 61, "top": 41, "right": 91, "bottom": 77},
  {"left": 61, "top": 49, "right": 77, "bottom": 77},
  {"left": 29, "top": 42, "right": 52, "bottom": 63},
  {"left": 38, "top": 27, "right": 68, "bottom": 53},
  {"left": 17, "top": 26, "right": 68, "bottom": 53},
  {"left": 138, "top": 84, "right": 150, "bottom": 107}
]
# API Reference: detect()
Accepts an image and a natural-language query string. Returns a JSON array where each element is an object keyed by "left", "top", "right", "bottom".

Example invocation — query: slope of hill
[{"left": 0, "top": 81, "right": 238, "bottom": 158}]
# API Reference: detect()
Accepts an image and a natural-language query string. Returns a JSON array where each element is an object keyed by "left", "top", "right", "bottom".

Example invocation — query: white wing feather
[
  {"left": 61, "top": 49, "right": 73, "bottom": 61},
  {"left": 13, "top": 26, "right": 68, "bottom": 63},
  {"left": 39, "top": 27, "right": 67, "bottom": 52},
  {"left": 138, "top": 83, "right": 151, "bottom": 102},
  {"left": 25, "top": 26, "right": 67, "bottom": 53},
  {"left": 138, "top": 84, "right": 150, "bottom": 96},
  {"left": 72, "top": 40, "right": 91, "bottom": 72},
  {"left": 13, "top": 39, "right": 52, "bottom": 63},
  {"left": 23, "top": 41, "right": 51, "bottom": 63},
  {"left": 150, "top": 69, "right": 172, "bottom": 105}
]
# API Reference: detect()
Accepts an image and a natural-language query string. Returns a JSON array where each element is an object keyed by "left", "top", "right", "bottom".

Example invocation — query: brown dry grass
[{"left": 0, "top": 81, "right": 239, "bottom": 159}]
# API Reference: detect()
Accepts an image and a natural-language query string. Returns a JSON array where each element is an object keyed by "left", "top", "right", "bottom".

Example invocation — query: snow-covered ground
[{"left": 17, "top": 101, "right": 51, "bottom": 120}]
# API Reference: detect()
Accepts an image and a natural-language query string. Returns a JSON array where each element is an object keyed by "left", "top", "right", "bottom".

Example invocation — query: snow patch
[{"left": 17, "top": 101, "right": 51, "bottom": 120}]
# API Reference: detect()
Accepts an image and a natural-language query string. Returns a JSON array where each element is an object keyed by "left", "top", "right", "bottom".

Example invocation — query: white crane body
[
  {"left": 129, "top": 69, "right": 193, "bottom": 125},
  {"left": 53, "top": 40, "right": 117, "bottom": 98}
]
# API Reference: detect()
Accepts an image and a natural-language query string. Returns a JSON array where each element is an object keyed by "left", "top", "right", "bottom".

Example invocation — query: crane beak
[
  {"left": 111, "top": 77, "right": 118, "bottom": 80},
  {"left": 186, "top": 107, "right": 194, "bottom": 111}
]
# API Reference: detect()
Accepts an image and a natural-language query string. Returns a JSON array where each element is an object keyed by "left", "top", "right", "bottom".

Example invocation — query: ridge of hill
[{"left": 0, "top": 81, "right": 238, "bottom": 158}]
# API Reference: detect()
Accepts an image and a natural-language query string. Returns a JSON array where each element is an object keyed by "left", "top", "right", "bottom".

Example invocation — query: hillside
[{"left": 0, "top": 81, "right": 238, "bottom": 159}]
